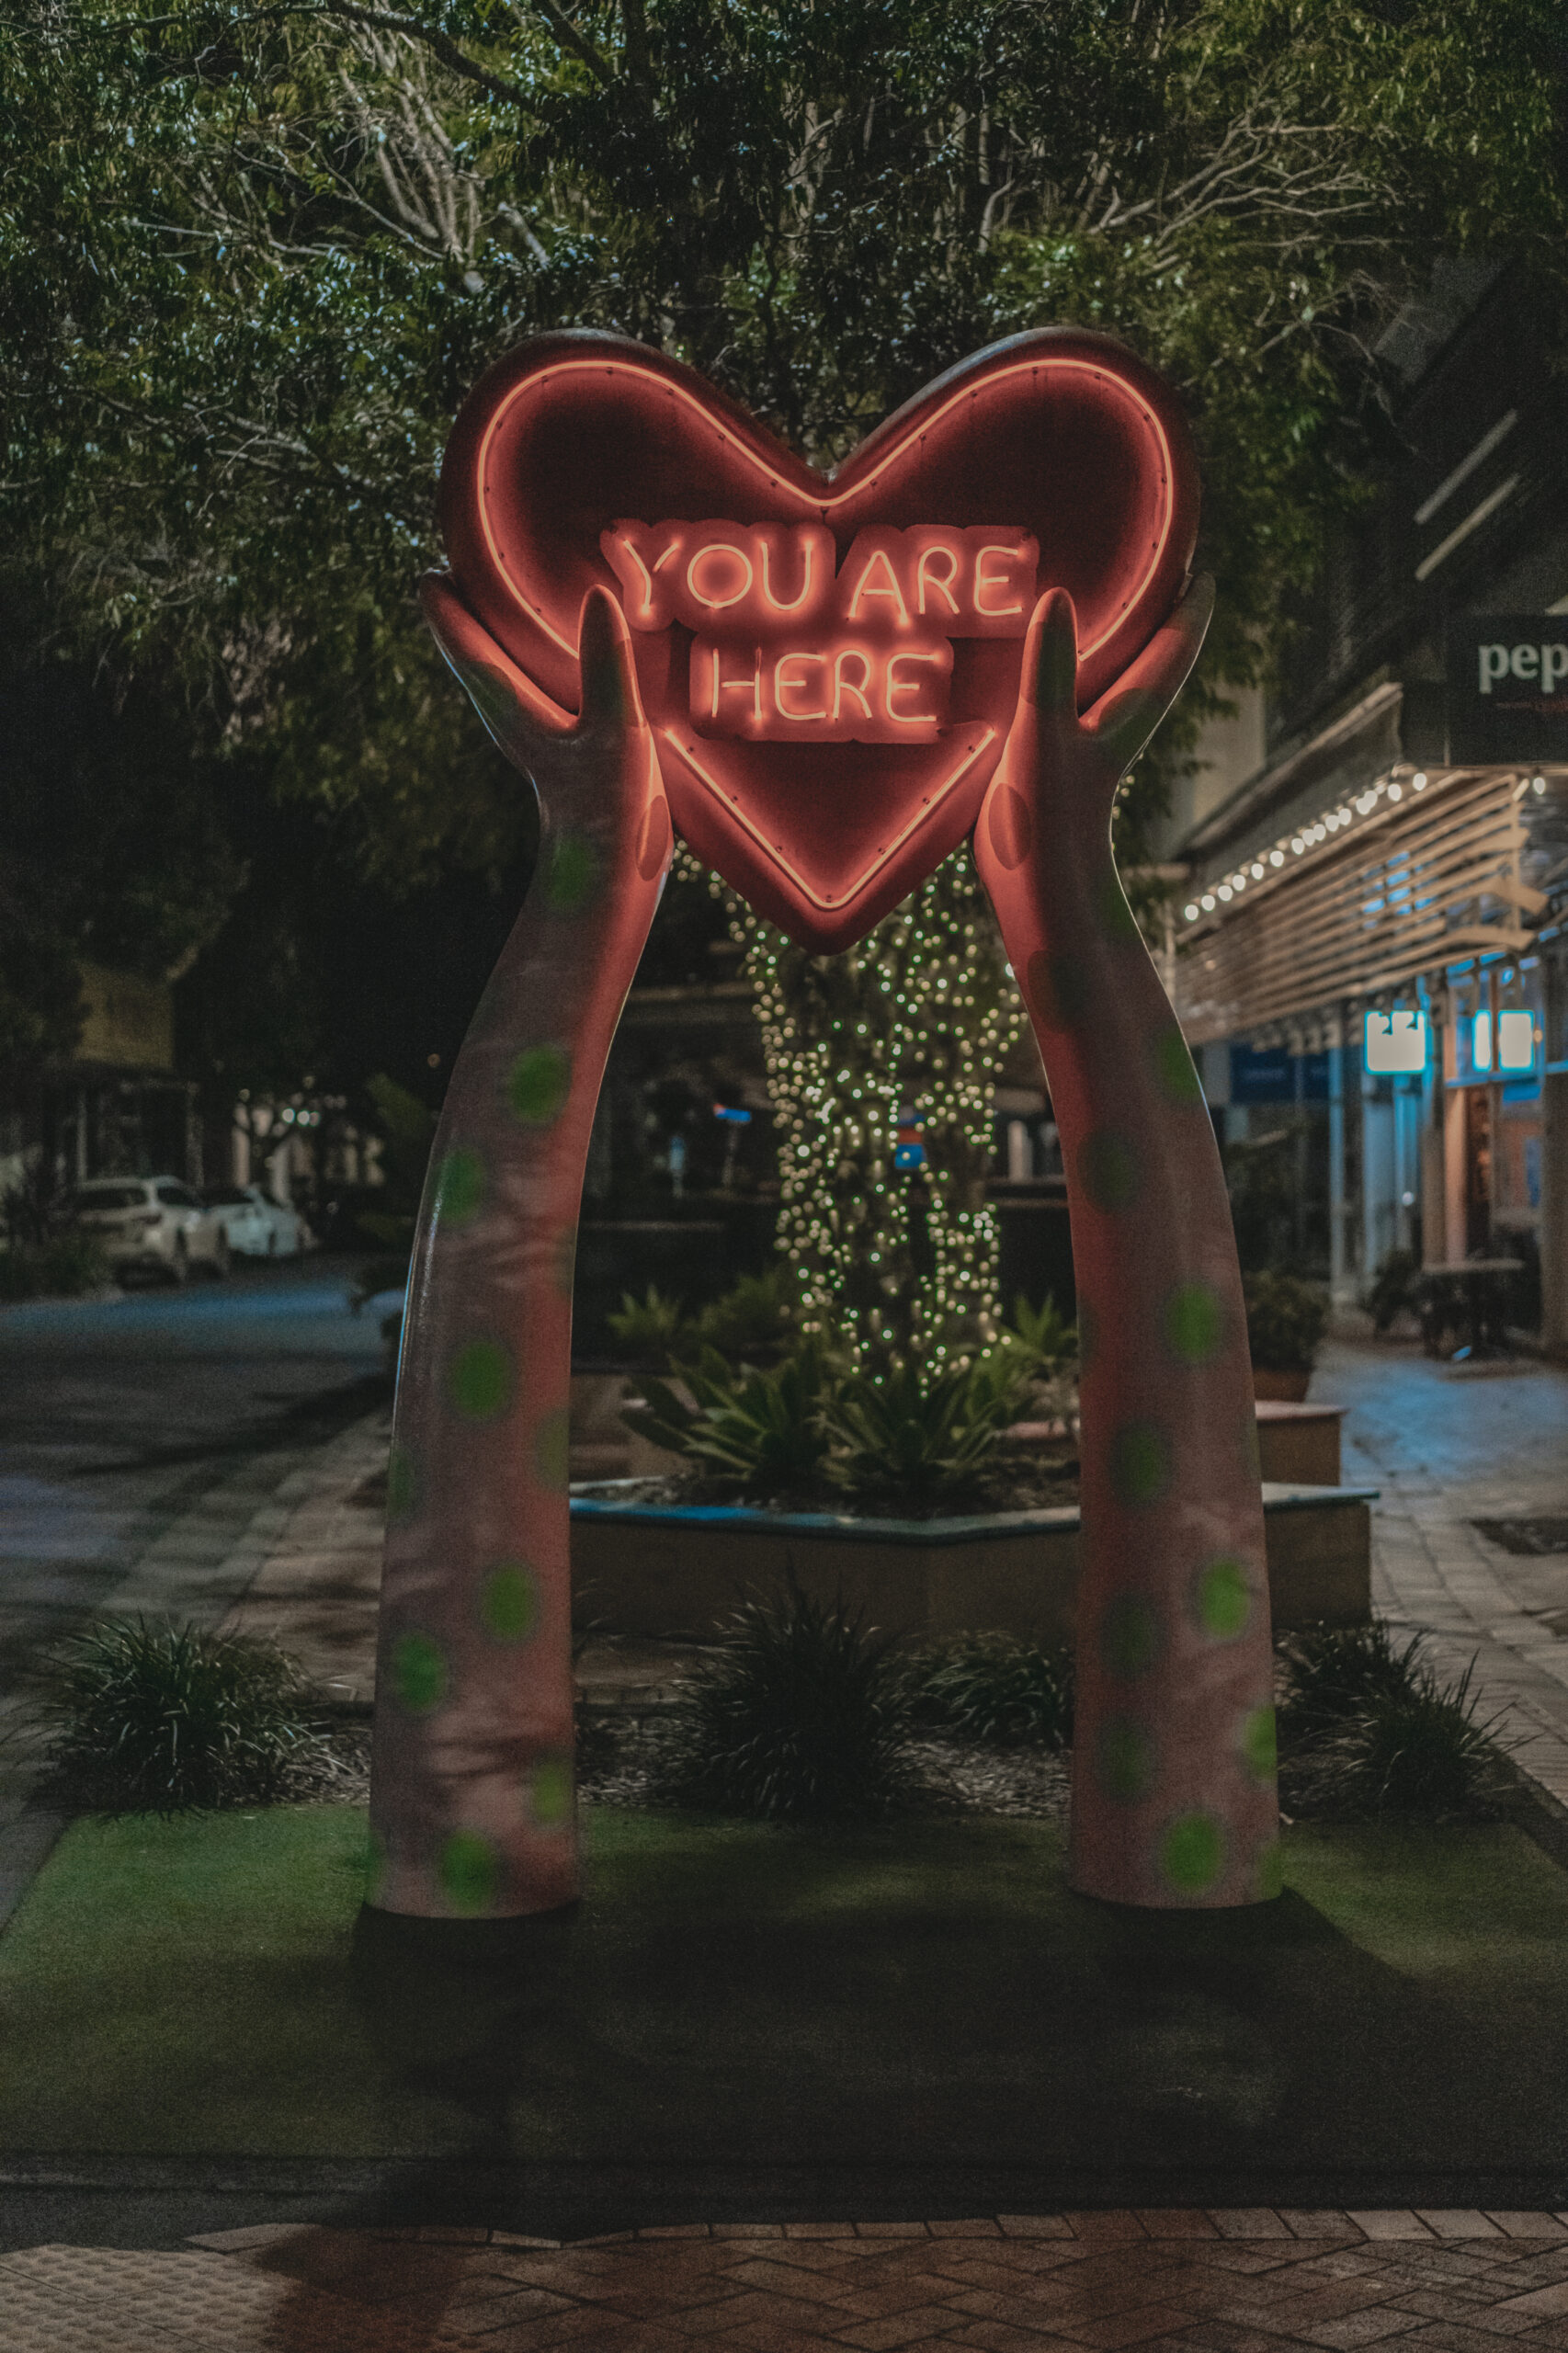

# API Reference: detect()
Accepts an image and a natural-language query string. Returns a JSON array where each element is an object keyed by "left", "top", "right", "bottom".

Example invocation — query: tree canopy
[{"left": 6, "top": 0, "right": 1564, "bottom": 862}]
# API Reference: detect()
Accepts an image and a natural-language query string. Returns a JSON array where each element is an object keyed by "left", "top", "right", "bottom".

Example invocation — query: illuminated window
[
  {"left": 1472, "top": 1009, "right": 1493, "bottom": 1072},
  {"left": 1365, "top": 1010, "right": 1427, "bottom": 1076}
]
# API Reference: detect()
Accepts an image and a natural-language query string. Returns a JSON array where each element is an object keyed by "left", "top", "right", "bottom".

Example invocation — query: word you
[{"left": 601, "top": 520, "right": 1040, "bottom": 743}]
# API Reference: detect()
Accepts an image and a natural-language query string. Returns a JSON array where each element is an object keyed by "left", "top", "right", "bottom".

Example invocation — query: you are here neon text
[{"left": 600, "top": 520, "right": 1039, "bottom": 743}]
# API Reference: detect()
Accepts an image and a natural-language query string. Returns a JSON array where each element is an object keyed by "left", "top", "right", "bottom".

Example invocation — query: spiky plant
[
  {"left": 901, "top": 1632, "right": 1075, "bottom": 1752},
  {"left": 664, "top": 1583, "right": 914, "bottom": 1822},
  {"left": 39, "top": 1618, "right": 315, "bottom": 1813}
]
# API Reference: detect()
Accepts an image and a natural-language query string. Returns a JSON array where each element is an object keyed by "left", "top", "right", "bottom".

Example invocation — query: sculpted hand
[
  {"left": 974, "top": 575, "right": 1281, "bottom": 1915},
  {"left": 368, "top": 577, "right": 672, "bottom": 1924}
]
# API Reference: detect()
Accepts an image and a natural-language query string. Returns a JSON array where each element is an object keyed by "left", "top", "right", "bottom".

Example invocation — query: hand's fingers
[
  {"left": 418, "top": 573, "right": 574, "bottom": 759},
  {"left": 1017, "top": 586, "right": 1081, "bottom": 719},
  {"left": 575, "top": 585, "right": 647, "bottom": 733},
  {"left": 1084, "top": 574, "right": 1216, "bottom": 773}
]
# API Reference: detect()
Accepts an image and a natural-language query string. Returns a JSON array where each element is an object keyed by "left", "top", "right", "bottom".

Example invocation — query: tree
[{"left": 4, "top": 0, "right": 1563, "bottom": 1337}]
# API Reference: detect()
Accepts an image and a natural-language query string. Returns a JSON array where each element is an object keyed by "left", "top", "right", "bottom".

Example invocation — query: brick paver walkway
[
  {"left": 1320, "top": 1339, "right": 1568, "bottom": 1822},
  {"left": 6, "top": 2211, "right": 1568, "bottom": 2353}
]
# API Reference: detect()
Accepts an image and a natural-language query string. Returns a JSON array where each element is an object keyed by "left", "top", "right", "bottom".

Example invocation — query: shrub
[
  {"left": 0, "top": 1250, "right": 42, "bottom": 1302},
  {"left": 664, "top": 1583, "right": 913, "bottom": 1822},
  {"left": 39, "top": 1231, "right": 109, "bottom": 1295},
  {"left": 694, "top": 1269, "right": 793, "bottom": 1359},
  {"left": 1243, "top": 1270, "right": 1329, "bottom": 1373},
  {"left": 607, "top": 1282, "right": 693, "bottom": 1364},
  {"left": 631, "top": 1339, "right": 837, "bottom": 1496},
  {"left": 902, "top": 1632, "right": 1074, "bottom": 1751},
  {"left": 0, "top": 1234, "right": 109, "bottom": 1302},
  {"left": 1339, "top": 1662, "right": 1503, "bottom": 1813},
  {"left": 1365, "top": 1247, "right": 1420, "bottom": 1336},
  {"left": 1277, "top": 1621, "right": 1507, "bottom": 1817},
  {"left": 821, "top": 1354, "right": 1029, "bottom": 1508},
  {"left": 38, "top": 1618, "right": 317, "bottom": 1813},
  {"left": 1276, "top": 1619, "right": 1428, "bottom": 1741},
  {"left": 1005, "top": 1292, "right": 1077, "bottom": 1374}
]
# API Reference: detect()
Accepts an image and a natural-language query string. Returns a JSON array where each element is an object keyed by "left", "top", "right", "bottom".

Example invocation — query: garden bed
[
  {"left": 2, "top": 1803, "right": 1567, "bottom": 2206},
  {"left": 570, "top": 1481, "right": 1375, "bottom": 1642}
]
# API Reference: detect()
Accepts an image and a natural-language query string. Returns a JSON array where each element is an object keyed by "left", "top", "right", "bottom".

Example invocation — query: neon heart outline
[{"left": 440, "top": 326, "right": 1199, "bottom": 950}]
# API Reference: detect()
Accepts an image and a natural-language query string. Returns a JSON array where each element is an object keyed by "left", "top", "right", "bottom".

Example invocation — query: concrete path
[
  {"left": 1320, "top": 1336, "right": 1568, "bottom": 1823},
  {"left": 6, "top": 2208, "right": 1568, "bottom": 2353}
]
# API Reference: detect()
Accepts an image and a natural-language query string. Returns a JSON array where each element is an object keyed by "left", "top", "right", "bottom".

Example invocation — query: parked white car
[
  {"left": 71, "top": 1176, "right": 231, "bottom": 1285},
  {"left": 199, "top": 1184, "right": 311, "bottom": 1257}
]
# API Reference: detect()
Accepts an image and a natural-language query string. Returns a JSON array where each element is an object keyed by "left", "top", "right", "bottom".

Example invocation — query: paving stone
[
  {"left": 1000, "top": 2220, "right": 1076, "bottom": 2240},
  {"left": 1418, "top": 2220, "right": 1506, "bottom": 2243},
  {"left": 1488, "top": 2222, "right": 1568, "bottom": 2243},
  {"left": 1349, "top": 2219, "right": 1439, "bottom": 2245},
  {"left": 1210, "top": 2215, "right": 1292, "bottom": 2241}
]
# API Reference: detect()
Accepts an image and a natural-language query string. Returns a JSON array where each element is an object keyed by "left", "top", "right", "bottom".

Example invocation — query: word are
[
  {"left": 600, "top": 520, "right": 1040, "bottom": 742},
  {"left": 1478, "top": 639, "right": 1568, "bottom": 694}
]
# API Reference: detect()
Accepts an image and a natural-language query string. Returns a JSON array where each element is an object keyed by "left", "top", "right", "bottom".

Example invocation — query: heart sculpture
[{"left": 440, "top": 327, "right": 1199, "bottom": 950}]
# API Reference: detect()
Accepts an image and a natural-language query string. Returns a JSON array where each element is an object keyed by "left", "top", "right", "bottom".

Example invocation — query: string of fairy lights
[
  {"left": 682, "top": 847, "right": 1027, "bottom": 1369},
  {"left": 1178, "top": 765, "right": 1551, "bottom": 925}
]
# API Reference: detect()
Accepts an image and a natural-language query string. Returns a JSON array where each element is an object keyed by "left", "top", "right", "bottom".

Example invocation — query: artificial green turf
[{"left": 2, "top": 1802, "right": 1566, "bottom": 2172}]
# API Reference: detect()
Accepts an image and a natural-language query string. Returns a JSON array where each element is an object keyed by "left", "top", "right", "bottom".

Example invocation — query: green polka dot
[
  {"left": 1165, "top": 1280, "right": 1226, "bottom": 1366},
  {"left": 1152, "top": 1026, "right": 1204, "bottom": 1105},
  {"left": 362, "top": 1828, "right": 387, "bottom": 1905},
  {"left": 530, "top": 1755, "right": 574, "bottom": 1827},
  {"left": 460, "top": 661, "right": 518, "bottom": 737},
  {"left": 1161, "top": 1812, "right": 1225, "bottom": 1893},
  {"left": 481, "top": 1562, "right": 539, "bottom": 1642},
  {"left": 1096, "top": 1717, "right": 1155, "bottom": 1802},
  {"left": 547, "top": 834, "right": 599, "bottom": 914},
  {"left": 386, "top": 1445, "right": 418, "bottom": 1524},
  {"left": 1110, "top": 1419, "right": 1171, "bottom": 1507},
  {"left": 1078, "top": 1129, "right": 1141, "bottom": 1212},
  {"left": 1194, "top": 1556, "right": 1253, "bottom": 1640},
  {"left": 1099, "top": 1594, "right": 1162, "bottom": 1679},
  {"left": 447, "top": 1336, "right": 514, "bottom": 1422},
  {"left": 1097, "top": 870, "right": 1142, "bottom": 944},
  {"left": 392, "top": 1631, "right": 447, "bottom": 1714},
  {"left": 506, "top": 1043, "right": 571, "bottom": 1126},
  {"left": 434, "top": 1145, "right": 485, "bottom": 1227},
  {"left": 440, "top": 1830, "right": 500, "bottom": 1915},
  {"left": 1242, "top": 1704, "right": 1278, "bottom": 1784},
  {"left": 534, "top": 1408, "right": 571, "bottom": 1492},
  {"left": 1256, "top": 1837, "right": 1285, "bottom": 1901},
  {"left": 1025, "top": 949, "right": 1091, "bottom": 1030}
]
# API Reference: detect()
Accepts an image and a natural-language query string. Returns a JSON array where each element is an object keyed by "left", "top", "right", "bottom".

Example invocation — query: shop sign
[
  {"left": 1448, "top": 615, "right": 1568, "bottom": 765},
  {"left": 439, "top": 328, "right": 1198, "bottom": 951},
  {"left": 1230, "top": 1045, "right": 1329, "bottom": 1103},
  {"left": 1364, "top": 1010, "right": 1428, "bottom": 1077}
]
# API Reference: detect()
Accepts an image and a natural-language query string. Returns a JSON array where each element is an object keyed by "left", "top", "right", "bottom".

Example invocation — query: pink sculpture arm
[
  {"left": 366, "top": 582, "right": 673, "bottom": 1920},
  {"left": 974, "top": 585, "right": 1279, "bottom": 1908}
]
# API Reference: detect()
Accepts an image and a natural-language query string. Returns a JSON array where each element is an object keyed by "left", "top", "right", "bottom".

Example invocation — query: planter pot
[
  {"left": 1253, "top": 1367, "right": 1312, "bottom": 1403},
  {"left": 1256, "top": 1402, "right": 1344, "bottom": 1485},
  {"left": 570, "top": 1481, "right": 1374, "bottom": 1644}
]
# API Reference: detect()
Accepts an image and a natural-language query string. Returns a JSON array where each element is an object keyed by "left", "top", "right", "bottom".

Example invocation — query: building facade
[{"left": 1161, "top": 266, "right": 1568, "bottom": 1350}]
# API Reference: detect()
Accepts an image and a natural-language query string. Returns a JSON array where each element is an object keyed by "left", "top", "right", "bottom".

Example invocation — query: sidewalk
[
  {"left": 5, "top": 2207, "right": 1568, "bottom": 2353},
  {"left": 1321, "top": 1336, "right": 1568, "bottom": 1823}
]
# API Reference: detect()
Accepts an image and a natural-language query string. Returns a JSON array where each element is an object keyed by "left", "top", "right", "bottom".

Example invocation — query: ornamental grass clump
[
  {"left": 39, "top": 1618, "right": 317, "bottom": 1813},
  {"left": 1277, "top": 1621, "right": 1508, "bottom": 1818},
  {"left": 663, "top": 1583, "right": 914, "bottom": 1823},
  {"left": 902, "top": 1632, "right": 1074, "bottom": 1752}
]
